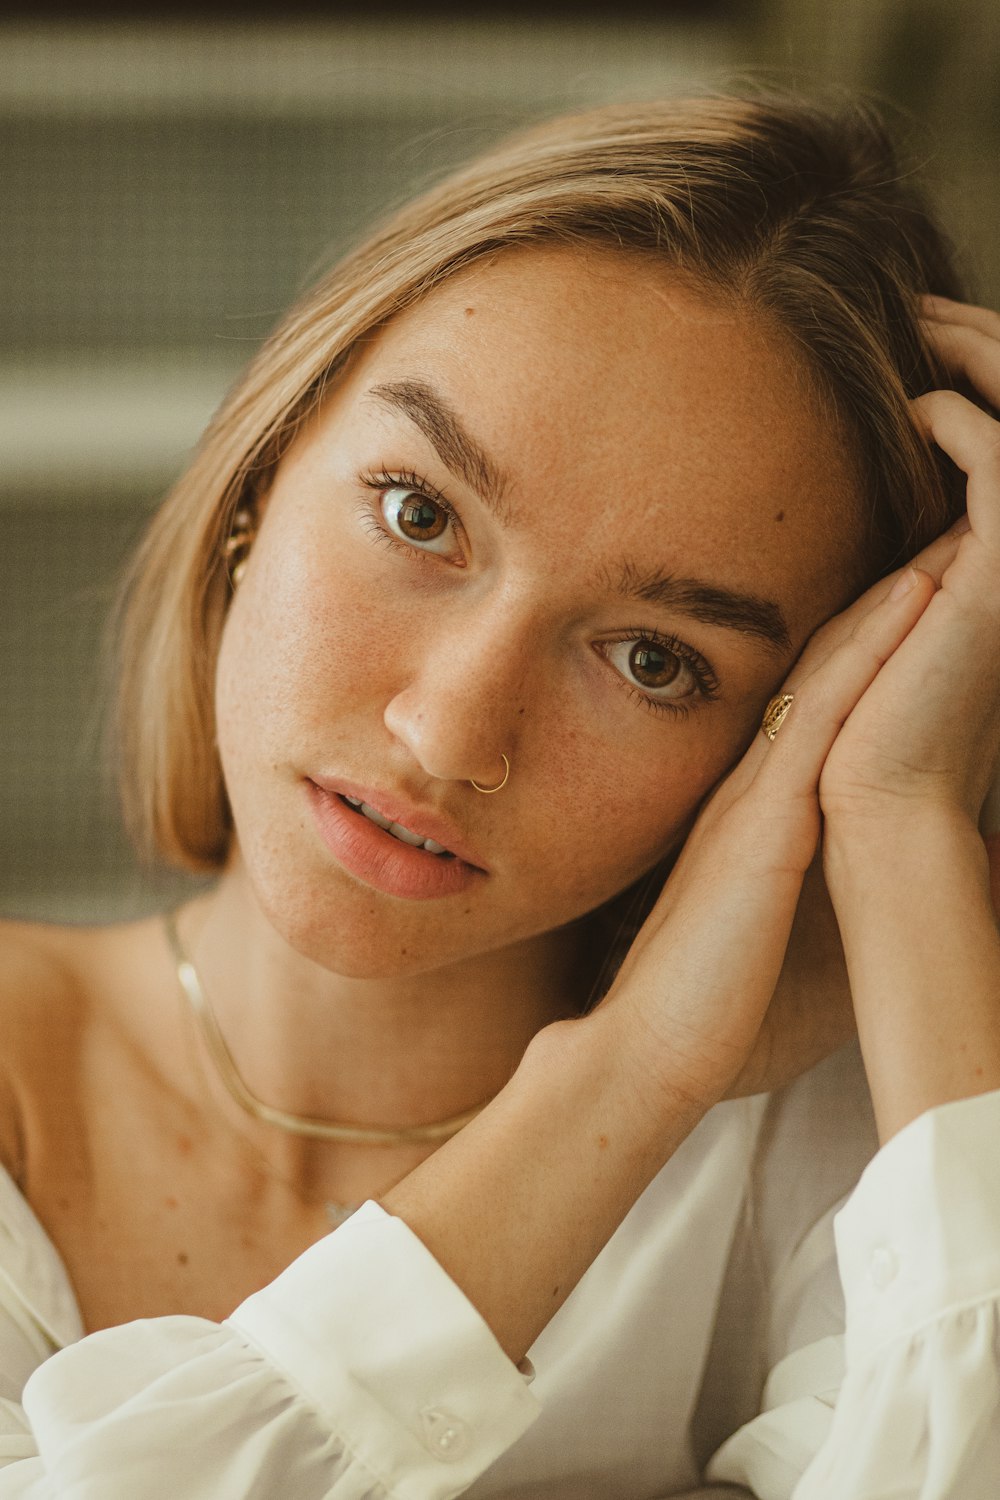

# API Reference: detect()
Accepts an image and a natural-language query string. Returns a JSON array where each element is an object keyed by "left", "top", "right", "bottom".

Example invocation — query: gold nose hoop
[{"left": 470, "top": 754, "right": 510, "bottom": 794}]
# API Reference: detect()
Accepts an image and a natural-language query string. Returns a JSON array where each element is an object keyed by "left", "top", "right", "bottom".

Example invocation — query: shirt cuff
[
  {"left": 833, "top": 1087, "right": 1000, "bottom": 1367},
  {"left": 227, "top": 1200, "right": 541, "bottom": 1499}
]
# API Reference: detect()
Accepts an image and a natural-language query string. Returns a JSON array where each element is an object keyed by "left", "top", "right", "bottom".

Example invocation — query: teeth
[
  {"left": 388, "top": 822, "right": 425, "bottom": 847},
  {"left": 359, "top": 801, "right": 391, "bottom": 829},
  {"left": 349, "top": 797, "right": 453, "bottom": 857}
]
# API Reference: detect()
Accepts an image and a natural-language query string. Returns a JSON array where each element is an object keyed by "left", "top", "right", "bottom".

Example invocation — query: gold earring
[{"left": 224, "top": 507, "right": 257, "bottom": 586}]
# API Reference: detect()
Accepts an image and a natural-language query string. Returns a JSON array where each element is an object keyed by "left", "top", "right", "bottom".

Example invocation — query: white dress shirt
[{"left": 0, "top": 1038, "right": 997, "bottom": 1498}]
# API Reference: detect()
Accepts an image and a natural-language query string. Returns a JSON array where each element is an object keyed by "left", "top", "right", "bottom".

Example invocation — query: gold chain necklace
[{"left": 165, "top": 912, "right": 492, "bottom": 1223}]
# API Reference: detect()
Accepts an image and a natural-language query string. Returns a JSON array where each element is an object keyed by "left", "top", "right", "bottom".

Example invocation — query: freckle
[
  {"left": 597, "top": 1134, "right": 608, "bottom": 1149},
  {"left": 57, "top": 1196, "right": 70, "bottom": 1211},
  {"left": 464, "top": 306, "right": 475, "bottom": 316},
  {"left": 177, "top": 1134, "right": 193, "bottom": 1156},
  {"left": 774, "top": 510, "right": 785, "bottom": 522},
  {"left": 164, "top": 1195, "right": 179, "bottom": 1210},
  {"left": 518, "top": 706, "right": 526, "bottom": 716},
  {"left": 177, "top": 1251, "right": 189, "bottom": 1266}
]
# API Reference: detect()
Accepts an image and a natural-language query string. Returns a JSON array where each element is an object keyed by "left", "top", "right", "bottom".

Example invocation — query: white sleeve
[
  {"left": 705, "top": 1087, "right": 1000, "bottom": 1500},
  {"left": 1, "top": 1201, "right": 540, "bottom": 1498}
]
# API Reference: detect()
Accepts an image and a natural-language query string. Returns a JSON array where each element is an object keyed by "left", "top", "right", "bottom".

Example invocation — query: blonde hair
[{"left": 118, "top": 90, "right": 966, "bottom": 873}]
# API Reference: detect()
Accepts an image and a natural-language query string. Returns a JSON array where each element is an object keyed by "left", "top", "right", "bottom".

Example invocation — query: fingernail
[{"left": 889, "top": 566, "right": 919, "bottom": 601}]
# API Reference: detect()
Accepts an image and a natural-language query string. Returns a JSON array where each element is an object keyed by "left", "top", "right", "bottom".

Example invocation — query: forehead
[{"left": 339, "top": 245, "right": 863, "bottom": 638}]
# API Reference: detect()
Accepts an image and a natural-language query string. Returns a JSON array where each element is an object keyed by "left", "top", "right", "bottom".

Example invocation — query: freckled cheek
[
  {"left": 221, "top": 533, "right": 396, "bottom": 740},
  {"left": 526, "top": 751, "right": 711, "bottom": 905}
]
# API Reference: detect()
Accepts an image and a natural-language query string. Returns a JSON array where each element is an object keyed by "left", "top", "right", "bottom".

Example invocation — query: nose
[{"left": 382, "top": 598, "right": 533, "bottom": 788}]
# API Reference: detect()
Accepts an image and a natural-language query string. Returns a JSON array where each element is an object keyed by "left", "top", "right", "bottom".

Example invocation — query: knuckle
[
  {"left": 914, "top": 388, "right": 960, "bottom": 415},
  {"left": 980, "top": 425, "right": 1000, "bottom": 472},
  {"left": 973, "top": 306, "right": 1000, "bottom": 341},
  {"left": 843, "top": 615, "right": 892, "bottom": 670},
  {"left": 795, "top": 612, "right": 844, "bottom": 669}
]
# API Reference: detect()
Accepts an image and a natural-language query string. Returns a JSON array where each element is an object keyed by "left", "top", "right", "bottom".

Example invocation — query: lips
[
  {"left": 343, "top": 796, "right": 453, "bottom": 854},
  {"left": 307, "top": 774, "right": 488, "bottom": 871},
  {"left": 305, "top": 780, "right": 491, "bottom": 894}
]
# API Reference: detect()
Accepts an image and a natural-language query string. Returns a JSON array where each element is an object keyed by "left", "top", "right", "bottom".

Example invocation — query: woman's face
[{"left": 215, "top": 245, "right": 864, "bottom": 976}]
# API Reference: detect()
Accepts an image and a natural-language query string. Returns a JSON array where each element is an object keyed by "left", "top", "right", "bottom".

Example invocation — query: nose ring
[{"left": 470, "top": 754, "right": 510, "bottom": 794}]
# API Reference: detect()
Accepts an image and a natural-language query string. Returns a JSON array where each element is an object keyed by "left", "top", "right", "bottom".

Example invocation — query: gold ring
[
  {"left": 470, "top": 754, "right": 510, "bottom": 794},
  {"left": 761, "top": 693, "right": 794, "bottom": 741}
]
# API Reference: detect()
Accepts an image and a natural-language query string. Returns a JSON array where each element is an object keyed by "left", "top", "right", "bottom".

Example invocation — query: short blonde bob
[{"left": 117, "top": 89, "right": 966, "bottom": 874}]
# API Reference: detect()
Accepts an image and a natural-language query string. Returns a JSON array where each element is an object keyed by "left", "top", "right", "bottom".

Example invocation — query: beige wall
[{"left": 749, "top": 0, "right": 999, "bottom": 302}]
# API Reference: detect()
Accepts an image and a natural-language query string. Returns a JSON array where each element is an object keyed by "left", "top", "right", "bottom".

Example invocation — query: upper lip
[{"left": 307, "top": 775, "right": 489, "bottom": 870}]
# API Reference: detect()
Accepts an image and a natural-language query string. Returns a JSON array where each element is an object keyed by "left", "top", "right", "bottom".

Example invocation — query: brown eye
[
  {"left": 381, "top": 486, "right": 454, "bottom": 553},
  {"left": 398, "top": 497, "right": 446, "bottom": 540},
  {"left": 629, "top": 640, "right": 681, "bottom": 688},
  {"left": 605, "top": 636, "right": 697, "bottom": 702}
]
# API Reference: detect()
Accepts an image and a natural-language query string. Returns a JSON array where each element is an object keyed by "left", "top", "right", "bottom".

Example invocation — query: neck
[{"left": 171, "top": 862, "right": 586, "bottom": 1204}]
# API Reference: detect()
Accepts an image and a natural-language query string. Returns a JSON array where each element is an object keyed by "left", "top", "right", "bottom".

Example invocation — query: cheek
[
  {"left": 524, "top": 715, "right": 731, "bottom": 915},
  {"left": 215, "top": 523, "right": 387, "bottom": 753}
]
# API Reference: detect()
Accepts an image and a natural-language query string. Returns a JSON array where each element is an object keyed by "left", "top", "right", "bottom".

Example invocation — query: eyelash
[
  {"left": 358, "top": 467, "right": 461, "bottom": 556},
  {"left": 356, "top": 467, "right": 719, "bottom": 720},
  {"left": 602, "top": 627, "right": 720, "bottom": 718}
]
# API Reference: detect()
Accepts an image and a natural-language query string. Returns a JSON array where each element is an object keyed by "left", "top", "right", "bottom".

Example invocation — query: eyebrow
[
  {"left": 612, "top": 560, "right": 792, "bottom": 657},
  {"left": 366, "top": 377, "right": 791, "bottom": 656},
  {"left": 367, "top": 378, "right": 510, "bottom": 520}
]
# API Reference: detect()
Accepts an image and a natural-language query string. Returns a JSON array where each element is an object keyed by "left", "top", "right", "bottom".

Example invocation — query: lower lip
[{"left": 305, "top": 782, "right": 485, "bottom": 900}]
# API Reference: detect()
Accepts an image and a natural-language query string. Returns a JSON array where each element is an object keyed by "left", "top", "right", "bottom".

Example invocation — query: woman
[{"left": 0, "top": 90, "right": 998, "bottom": 1498}]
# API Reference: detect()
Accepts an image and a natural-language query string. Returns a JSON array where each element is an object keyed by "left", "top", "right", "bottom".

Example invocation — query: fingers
[
  {"left": 791, "top": 522, "right": 964, "bottom": 672},
  {"left": 736, "top": 566, "right": 935, "bottom": 801},
  {"left": 916, "top": 294, "right": 1000, "bottom": 551},
  {"left": 921, "top": 294, "right": 1000, "bottom": 341},
  {"left": 917, "top": 292, "right": 995, "bottom": 552},
  {"left": 921, "top": 318, "right": 1000, "bottom": 411},
  {"left": 909, "top": 512, "right": 969, "bottom": 583},
  {"left": 912, "top": 390, "right": 1000, "bottom": 550}
]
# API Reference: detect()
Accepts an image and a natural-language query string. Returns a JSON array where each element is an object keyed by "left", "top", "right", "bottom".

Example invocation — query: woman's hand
[
  {"left": 818, "top": 297, "right": 1000, "bottom": 829},
  {"left": 814, "top": 297, "right": 1000, "bottom": 1141},
  {"left": 597, "top": 295, "right": 1000, "bottom": 1128},
  {"left": 593, "top": 524, "right": 964, "bottom": 1112}
]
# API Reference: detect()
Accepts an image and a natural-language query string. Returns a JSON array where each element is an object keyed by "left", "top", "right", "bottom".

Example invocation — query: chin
[{"left": 242, "top": 849, "right": 491, "bottom": 981}]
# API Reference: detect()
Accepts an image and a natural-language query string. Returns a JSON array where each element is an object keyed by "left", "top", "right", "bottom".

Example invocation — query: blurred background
[{"left": 1, "top": 0, "right": 997, "bottom": 922}]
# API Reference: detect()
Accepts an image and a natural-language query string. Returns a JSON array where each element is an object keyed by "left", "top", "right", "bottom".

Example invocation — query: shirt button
[
  {"left": 420, "top": 1407, "right": 470, "bottom": 1461},
  {"left": 870, "top": 1245, "right": 899, "bottom": 1289}
]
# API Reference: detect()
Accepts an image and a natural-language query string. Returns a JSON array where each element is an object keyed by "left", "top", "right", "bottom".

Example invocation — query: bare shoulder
[
  {"left": 0, "top": 918, "right": 99, "bottom": 1180},
  {"left": 0, "top": 912, "right": 182, "bottom": 1175}
]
